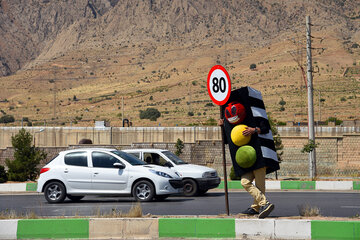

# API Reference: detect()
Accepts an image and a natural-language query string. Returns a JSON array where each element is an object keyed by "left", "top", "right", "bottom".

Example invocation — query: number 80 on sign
[{"left": 207, "top": 65, "right": 231, "bottom": 106}]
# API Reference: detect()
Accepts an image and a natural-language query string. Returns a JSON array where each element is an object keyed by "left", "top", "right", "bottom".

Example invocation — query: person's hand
[
  {"left": 218, "top": 119, "right": 224, "bottom": 126},
  {"left": 243, "top": 127, "right": 256, "bottom": 136}
]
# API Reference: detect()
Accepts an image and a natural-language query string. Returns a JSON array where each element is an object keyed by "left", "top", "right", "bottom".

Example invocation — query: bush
[
  {"left": 0, "top": 115, "right": 15, "bottom": 123},
  {"left": 326, "top": 117, "right": 343, "bottom": 125},
  {"left": 188, "top": 111, "right": 194, "bottom": 116},
  {"left": 0, "top": 165, "right": 7, "bottom": 183},
  {"left": 5, "top": 128, "right": 47, "bottom": 181},
  {"left": 250, "top": 63, "right": 257, "bottom": 70},
  {"left": 139, "top": 108, "right": 161, "bottom": 121}
]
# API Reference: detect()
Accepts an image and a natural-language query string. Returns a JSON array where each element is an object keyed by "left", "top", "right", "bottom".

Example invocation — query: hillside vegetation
[{"left": 0, "top": 0, "right": 359, "bottom": 127}]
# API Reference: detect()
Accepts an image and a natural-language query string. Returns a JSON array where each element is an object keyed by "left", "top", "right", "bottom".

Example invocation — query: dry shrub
[
  {"left": 0, "top": 210, "right": 39, "bottom": 219},
  {"left": 298, "top": 204, "right": 321, "bottom": 217},
  {"left": 93, "top": 202, "right": 143, "bottom": 218}
]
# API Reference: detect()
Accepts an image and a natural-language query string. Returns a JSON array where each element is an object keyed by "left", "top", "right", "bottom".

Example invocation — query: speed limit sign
[{"left": 207, "top": 65, "right": 231, "bottom": 106}]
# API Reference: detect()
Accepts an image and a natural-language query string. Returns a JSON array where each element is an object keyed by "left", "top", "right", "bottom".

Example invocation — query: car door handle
[
  {"left": 93, "top": 172, "right": 99, "bottom": 175},
  {"left": 64, "top": 169, "right": 68, "bottom": 173}
]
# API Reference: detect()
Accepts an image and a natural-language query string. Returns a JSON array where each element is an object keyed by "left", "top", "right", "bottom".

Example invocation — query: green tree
[
  {"left": 0, "top": 165, "right": 7, "bottom": 183},
  {"left": 250, "top": 63, "right": 257, "bottom": 70},
  {"left": 0, "top": 115, "right": 15, "bottom": 123},
  {"left": 5, "top": 128, "right": 47, "bottom": 181},
  {"left": 175, "top": 138, "right": 184, "bottom": 156},
  {"left": 268, "top": 115, "right": 284, "bottom": 162},
  {"left": 139, "top": 108, "right": 161, "bottom": 121}
]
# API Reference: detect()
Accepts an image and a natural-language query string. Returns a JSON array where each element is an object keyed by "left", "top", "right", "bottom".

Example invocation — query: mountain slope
[{"left": 0, "top": 0, "right": 359, "bottom": 126}]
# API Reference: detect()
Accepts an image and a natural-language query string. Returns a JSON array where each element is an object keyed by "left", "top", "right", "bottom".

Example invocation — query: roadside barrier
[
  {"left": 0, "top": 181, "right": 359, "bottom": 193},
  {"left": 1, "top": 218, "right": 359, "bottom": 239}
]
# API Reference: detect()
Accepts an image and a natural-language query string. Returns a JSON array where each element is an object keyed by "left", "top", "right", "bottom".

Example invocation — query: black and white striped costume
[{"left": 222, "top": 87, "right": 280, "bottom": 176}]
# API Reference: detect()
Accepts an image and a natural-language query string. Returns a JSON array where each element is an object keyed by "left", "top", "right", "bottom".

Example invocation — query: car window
[
  {"left": 92, "top": 151, "right": 121, "bottom": 168},
  {"left": 128, "top": 152, "right": 140, "bottom": 159},
  {"left": 111, "top": 150, "right": 146, "bottom": 166},
  {"left": 64, "top": 152, "right": 88, "bottom": 167},
  {"left": 144, "top": 153, "right": 168, "bottom": 167},
  {"left": 162, "top": 151, "right": 188, "bottom": 165}
]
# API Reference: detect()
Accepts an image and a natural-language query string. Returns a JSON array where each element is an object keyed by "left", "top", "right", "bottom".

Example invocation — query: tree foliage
[
  {"left": 139, "top": 108, "right": 161, "bottom": 121},
  {"left": 0, "top": 115, "right": 15, "bottom": 123},
  {"left": 0, "top": 165, "right": 7, "bottom": 183},
  {"left": 268, "top": 114, "right": 284, "bottom": 162},
  {"left": 5, "top": 128, "right": 47, "bottom": 181},
  {"left": 175, "top": 138, "right": 184, "bottom": 156}
]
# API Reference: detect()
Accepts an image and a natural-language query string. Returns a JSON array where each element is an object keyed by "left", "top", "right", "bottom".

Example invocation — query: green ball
[{"left": 235, "top": 145, "right": 256, "bottom": 168}]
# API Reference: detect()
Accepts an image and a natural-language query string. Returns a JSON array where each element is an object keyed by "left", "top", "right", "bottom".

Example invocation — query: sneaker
[
  {"left": 258, "top": 203, "right": 274, "bottom": 219},
  {"left": 241, "top": 207, "right": 259, "bottom": 215}
]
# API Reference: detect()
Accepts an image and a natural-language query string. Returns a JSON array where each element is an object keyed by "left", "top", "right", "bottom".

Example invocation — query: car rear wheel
[
  {"left": 67, "top": 195, "right": 84, "bottom": 202},
  {"left": 183, "top": 179, "right": 198, "bottom": 197},
  {"left": 44, "top": 182, "right": 66, "bottom": 203},
  {"left": 132, "top": 180, "right": 155, "bottom": 202}
]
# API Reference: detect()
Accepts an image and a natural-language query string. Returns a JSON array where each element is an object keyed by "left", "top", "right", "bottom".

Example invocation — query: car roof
[
  {"left": 124, "top": 149, "right": 167, "bottom": 152},
  {"left": 61, "top": 148, "right": 118, "bottom": 154}
]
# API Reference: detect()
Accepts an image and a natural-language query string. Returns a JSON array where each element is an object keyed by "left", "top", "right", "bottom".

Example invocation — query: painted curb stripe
[
  {"left": 17, "top": 219, "right": 89, "bottom": 239},
  {"left": 354, "top": 181, "right": 360, "bottom": 190},
  {"left": 311, "top": 220, "right": 360, "bottom": 240},
  {"left": 280, "top": 181, "right": 315, "bottom": 190},
  {"left": 26, "top": 183, "right": 37, "bottom": 191},
  {"left": 159, "top": 218, "right": 235, "bottom": 238}
]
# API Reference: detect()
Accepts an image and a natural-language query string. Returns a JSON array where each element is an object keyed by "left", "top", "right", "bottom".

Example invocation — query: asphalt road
[{"left": 1, "top": 191, "right": 359, "bottom": 218}]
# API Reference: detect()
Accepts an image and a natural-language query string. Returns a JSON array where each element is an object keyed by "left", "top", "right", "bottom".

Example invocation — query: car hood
[
  {"left": 141, "top": 164, "right": 181, "bottom": 179},
  {"left": 173, "top": 164, "right": 217, "bottom": 178}
]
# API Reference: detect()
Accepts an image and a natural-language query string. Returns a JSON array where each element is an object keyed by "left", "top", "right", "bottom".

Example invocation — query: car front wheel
[
  {"left": 132, "top": 180, "right": 155, "bottom": 202},
  {"left": 67, "top": 195, "right": 84, "bottom": 202},
  {"left": 183, "top": 179, "right": 198, "bottom": 197},
  {"left": 44, "top": 182, "right": 66, "bottom": 203}
]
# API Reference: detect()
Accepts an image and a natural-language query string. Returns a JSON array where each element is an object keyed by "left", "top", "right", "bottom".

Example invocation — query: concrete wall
[
  {"left": 1, "top": 126, "right": 360, "bottom": 149},
  {"left": 1, "top": 127, "right": 360, "bottom": 178}
]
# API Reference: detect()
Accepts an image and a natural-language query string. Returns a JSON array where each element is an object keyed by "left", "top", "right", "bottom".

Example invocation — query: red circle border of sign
[{"left": 207, "top": 65, "right": 231, "bottom": 106}]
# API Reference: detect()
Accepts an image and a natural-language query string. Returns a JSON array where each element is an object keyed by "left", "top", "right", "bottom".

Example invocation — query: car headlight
[
  {"left": 150, "top": 169, "right": 173, "bottom": 178},
  {"left": 202, "top": 171, "right": 217, "bottom": 178}
]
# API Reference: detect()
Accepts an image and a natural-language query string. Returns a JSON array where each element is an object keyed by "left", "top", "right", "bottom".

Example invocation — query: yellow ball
[{"left": 231, "top": 124, "right": 251, "bottom": 146}]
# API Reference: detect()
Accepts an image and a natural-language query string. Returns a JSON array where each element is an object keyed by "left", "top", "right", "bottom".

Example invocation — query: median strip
[{"left": 1, "top": 218, "right": 360, "bottom": 239}]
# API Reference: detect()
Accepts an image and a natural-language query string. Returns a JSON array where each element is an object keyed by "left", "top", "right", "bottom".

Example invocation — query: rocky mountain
[
  {"left": 0, "top": 0, "right": 359, "bottom": 126},
  {"left": 1, "top": 0, "right": 359, "bottom": 76}
]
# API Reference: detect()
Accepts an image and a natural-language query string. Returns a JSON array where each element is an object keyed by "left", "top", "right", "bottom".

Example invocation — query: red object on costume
[{"left": 225, "top": 102, "right": 246, "bottom": 125}]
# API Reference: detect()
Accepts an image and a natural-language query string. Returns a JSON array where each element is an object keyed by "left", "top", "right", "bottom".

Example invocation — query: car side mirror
[
  {"left": 113, "top": 162, "right": 125, "bottom": 169},
  {"left": 164, "top": 162, "right": 173, "bottom": 168}
]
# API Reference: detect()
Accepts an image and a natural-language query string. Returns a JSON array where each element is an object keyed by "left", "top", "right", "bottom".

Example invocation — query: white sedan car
[{"left": 37, "top": 148, "right": 183, "bottom": 203}]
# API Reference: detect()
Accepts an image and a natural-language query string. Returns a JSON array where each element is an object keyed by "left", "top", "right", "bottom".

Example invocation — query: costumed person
[{"left": 218, "top": 86, "right": 280, "bottom": 219}]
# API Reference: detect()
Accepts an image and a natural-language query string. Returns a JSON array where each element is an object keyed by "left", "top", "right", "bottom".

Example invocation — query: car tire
[
  {"left": 132, "top": 180, "right": 155, "bottom": 202},
  {"left": 44, "top": 181, "right": 66, "bottom": 203},
  {"left": 198, "top": 189, "right": 208, "bottom": 195},
  {"left": 183, "top": 179, "right": 198, "bottom": 197},
  {"left": 67, "top": 195, "right": 84, "bottom": 202},
  {"left": 154, "top": 194, "right": 169, "bottom": 201}
]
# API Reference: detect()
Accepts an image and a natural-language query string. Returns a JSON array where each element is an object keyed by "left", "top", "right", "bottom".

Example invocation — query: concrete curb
[
  {"left": 218, "top": 180, "right": 360, "bottom": 191},
  {"left": 1, "top": 218, "right": 359, "bottom": 239},
  {"left": 0, "top": 181, "right": 359, "bottom": 193}
]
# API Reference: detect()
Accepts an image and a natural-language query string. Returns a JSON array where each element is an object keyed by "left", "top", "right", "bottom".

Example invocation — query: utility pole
[{"left": 306, "top": 16, "right": 316, "bottom": 179}]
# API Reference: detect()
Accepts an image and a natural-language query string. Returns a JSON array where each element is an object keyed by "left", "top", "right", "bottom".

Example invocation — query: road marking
[{"left": 341, "top": 206, "right": 360, "bottom": 208}]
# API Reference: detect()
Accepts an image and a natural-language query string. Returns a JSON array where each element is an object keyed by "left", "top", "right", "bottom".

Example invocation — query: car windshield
[
  {"left": 162, "top": 151, "right": 188, "bottom": 165},
  {"left": 111, "top": 150, "right": 146, "bottom": 166}
]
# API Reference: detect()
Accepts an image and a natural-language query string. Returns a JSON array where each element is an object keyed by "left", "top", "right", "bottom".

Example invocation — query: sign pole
[
  {"left": 220, "top": 106, "right": 230, "bottom": 215},
  {"left": 207, "top": 65, "right": 231, "bottom": 216}
]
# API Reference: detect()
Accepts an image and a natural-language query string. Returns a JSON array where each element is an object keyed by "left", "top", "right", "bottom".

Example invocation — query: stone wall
[{"left": 1, "top": 132, "right": 359, "bottom": 179}]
